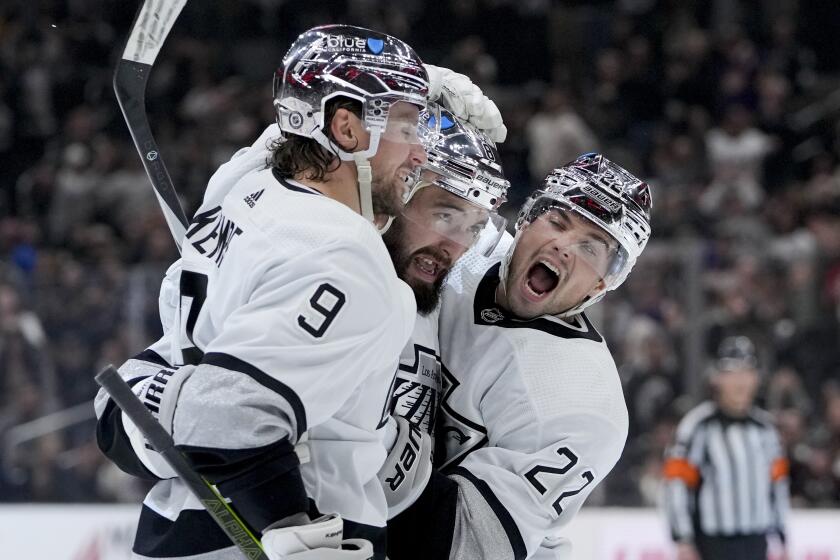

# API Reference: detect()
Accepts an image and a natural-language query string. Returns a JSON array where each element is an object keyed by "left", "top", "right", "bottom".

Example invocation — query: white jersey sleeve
[{"left": 448, "top": 338, "right": 627, "bottom": 558}]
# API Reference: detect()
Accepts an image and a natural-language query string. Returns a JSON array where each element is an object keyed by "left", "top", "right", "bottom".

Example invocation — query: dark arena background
[{"left": 1, "top": 1, "right": 839, "bottom": 558}]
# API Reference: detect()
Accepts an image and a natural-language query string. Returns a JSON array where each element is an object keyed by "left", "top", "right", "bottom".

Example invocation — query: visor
[
  {"left": 401, "top": 183, "right": 506, "bottom": 253},
  {"left": 363, "top": 97, "right": 424, "bottom": 145}
]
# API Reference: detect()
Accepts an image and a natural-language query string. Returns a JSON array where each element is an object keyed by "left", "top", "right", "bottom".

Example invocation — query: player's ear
[
  {"left": 586, "top": 279, "right": 606, "bottom": 299},
  {"left": 330, "top": 108, "right": 364, "bottom": 152}
]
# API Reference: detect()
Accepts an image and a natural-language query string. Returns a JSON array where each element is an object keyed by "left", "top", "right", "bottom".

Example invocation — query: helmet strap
[
  {"left": 377, "top": 216, "right": 395, "bottom": 234},
  {"left": 311, "top": 126, "right": 382, "bottom": 225},
  {"left": 353, "top": 153, "right": 375, "bottom": 223}
]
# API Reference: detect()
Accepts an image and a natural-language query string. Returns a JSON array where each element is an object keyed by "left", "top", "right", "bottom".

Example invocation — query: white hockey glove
[
  {"left": 378, "top": 416, "right": 433, "bottom": 518},
  {"left": 122, "top": 361, "right": 196, "bottom": 479},
  {"left": 261, "top": 513, "right": 373, "bottom": 560},
  {"left": 424, "top": 63, "right": 507, "bottom": 142}
]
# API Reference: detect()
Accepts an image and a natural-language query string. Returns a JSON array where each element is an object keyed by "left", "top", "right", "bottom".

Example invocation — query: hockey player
[
  {"left": 96, "top": 25, "right": 429, "bottom": 560},
  {"left": 94, "top": 26, "right": 508, "bottom": 560},
  {"left": 378, "top": 105, "right": 509, "bottom": 507},
  {"left": 384, "top": 153, "right": 653, "bottom": 560}
]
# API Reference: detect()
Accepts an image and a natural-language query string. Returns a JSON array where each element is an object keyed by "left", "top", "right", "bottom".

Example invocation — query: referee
[{"left": 663, "top": 336, "right": 790, "bottom": 560}]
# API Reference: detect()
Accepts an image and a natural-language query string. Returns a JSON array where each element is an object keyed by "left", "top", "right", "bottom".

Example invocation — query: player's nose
[{"left": 409, "top": 142, "right": 427, "bottom": 167}]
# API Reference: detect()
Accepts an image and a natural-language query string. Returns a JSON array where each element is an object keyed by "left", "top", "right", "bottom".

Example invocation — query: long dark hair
[{"left": 270, "top": 98, "right": 363, "bottom": 181}]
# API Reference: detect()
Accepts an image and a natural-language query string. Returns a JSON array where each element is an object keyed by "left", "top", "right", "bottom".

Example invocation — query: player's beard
[
  {"left": 382, "top": 218, "right": 448, "bottom": 315},
  {"left": 371, "top": 168, "right": 411, "bottom": 217}
]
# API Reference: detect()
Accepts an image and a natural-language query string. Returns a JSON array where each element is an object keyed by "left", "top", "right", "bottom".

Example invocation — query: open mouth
[
  {"left": 411, "top": 254, "right": 444, "bottom": 283},
  {"left": 397, "top": 168, "right": 415, "bottom": 200},
  {"left": 523, "top": 260, "right": 560, "bottom": 301}
]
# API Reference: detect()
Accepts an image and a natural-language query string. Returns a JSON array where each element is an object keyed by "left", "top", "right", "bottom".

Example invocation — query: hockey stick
[
  {"left": 114, "top": 0, "right": 190, "bottom": 251},
  {"left": 95, "top": 365, "right": 268, "bottom": 559}
]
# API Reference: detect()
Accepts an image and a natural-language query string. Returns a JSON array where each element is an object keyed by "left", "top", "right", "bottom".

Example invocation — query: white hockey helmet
[
  {"left": 401, "top": 103, "right": 509, "bottom": 253},
  {"left": 503, "top": 153, "right": 652, "bottom": 317},
  {"left": 273, "top": 25, "right": 430, "bottom": 222}
]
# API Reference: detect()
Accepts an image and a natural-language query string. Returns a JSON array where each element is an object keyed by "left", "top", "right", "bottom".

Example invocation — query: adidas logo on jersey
[{"left": 243, "top": 189, "right": 265, "bottom": 208}]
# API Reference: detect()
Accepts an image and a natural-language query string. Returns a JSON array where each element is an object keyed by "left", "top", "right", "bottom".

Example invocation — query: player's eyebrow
[
  {"left": 433, "top": 201, "right": 469, "bottom": 214},
  {"left": 562, "top": 210, "right": 614, "bottom": 251}
]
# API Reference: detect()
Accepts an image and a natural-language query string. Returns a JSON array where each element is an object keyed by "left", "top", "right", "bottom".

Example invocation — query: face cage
[{"left": 519, "top": 198, "right": 631, "bottom": 290}]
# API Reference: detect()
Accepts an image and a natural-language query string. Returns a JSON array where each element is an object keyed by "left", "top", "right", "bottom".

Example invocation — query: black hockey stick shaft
[
  {"left": 114, "top": 0, "right": 190, "bottom": 251},
  {"left": 95, "top": 365, "right": 268, "bottom": 560}
]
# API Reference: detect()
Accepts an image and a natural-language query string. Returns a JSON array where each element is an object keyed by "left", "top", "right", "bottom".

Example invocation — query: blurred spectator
[
  {"left": 700, "top": 104, "right": 774, "bottom": 216},
  {"left": 526, "top": 87, "right": 598, "bottom": 180}
]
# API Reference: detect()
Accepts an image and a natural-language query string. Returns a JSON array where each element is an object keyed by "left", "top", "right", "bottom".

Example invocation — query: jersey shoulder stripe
[
  {"left": 202, "top": 352, "right": 307, "bottom": 438},
  {"left": 471, "top": 263, "right": 603, "bottom": 342}
]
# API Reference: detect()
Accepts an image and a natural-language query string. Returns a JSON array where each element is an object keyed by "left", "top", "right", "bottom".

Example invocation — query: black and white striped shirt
[{"left": 663, "top": 401, "right": 789, "bottom": 542}]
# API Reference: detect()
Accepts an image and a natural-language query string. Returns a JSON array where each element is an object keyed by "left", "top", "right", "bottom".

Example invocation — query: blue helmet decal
[
  {"left": 366, "top": 38, "right": 384, "bottom": 54},
  {"left": 428, "top": 114, "right": 455, "bottom": 130}
]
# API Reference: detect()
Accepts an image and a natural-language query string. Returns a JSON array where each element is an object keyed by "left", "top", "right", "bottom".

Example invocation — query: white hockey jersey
[
  {"left": 390, "top": 311, "right": 441, "bottom": 438},
  {"left": 95, "top": 129, "right": 416, "bottom": 559},
  {"left": 388, "top": 236, "right": 628, "bottom": 560}
]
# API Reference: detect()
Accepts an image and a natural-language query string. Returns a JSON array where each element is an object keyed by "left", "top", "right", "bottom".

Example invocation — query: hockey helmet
[{"left": 504, "top": 153, "right": 652, "bottom": 317}]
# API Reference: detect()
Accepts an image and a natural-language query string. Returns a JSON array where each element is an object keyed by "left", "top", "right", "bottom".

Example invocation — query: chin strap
[
  {"left": 377, "top": 215, "right": 395, "bottom": 234},
  {"left": 311, "top": 127, "right": 382, "bottom": 226},
  {"left": 353, "top": 153, "right": 375, "bottom": 223}
]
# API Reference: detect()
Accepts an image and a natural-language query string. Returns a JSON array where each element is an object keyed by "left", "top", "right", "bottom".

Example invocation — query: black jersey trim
[
  {"left": 436, "top": 363, "right": 488, "bottom": 471},
  {"left": 387, "top": 470, "right": 459, "bottom": 560},
  {"left": 96, "top": 376, "right": 162, "bottom": 481},
  {"left": 450, "top": 466, "right": 528, "bottom": 560},
  {"left": 133, "top": 505, "right": 236, "bottom": 557},
  {"left": 344, "top": 519, "right": 387, "bottom": 560},
  {"left": 271, "top": 167, "right": 323, "bottom": 195},
  {"left": 176, "top": 438, "right": 307, "bottom": 533},
  {"left": 133, "top": 348, "right": 171, "bottom": 368},
  {"left": 472, "top": 263, "right": 603, "bottom": 342},
  {"left": 202, "top": 352, "right": 307, "bottom": 438}
]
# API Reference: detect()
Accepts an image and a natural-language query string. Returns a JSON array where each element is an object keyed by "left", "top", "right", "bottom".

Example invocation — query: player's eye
[
  {"left": 549, "top": 216, "right": 567, "bottom": 231},
  {"left": 582, "top": 242, "right": 598, "bottom": 257}
]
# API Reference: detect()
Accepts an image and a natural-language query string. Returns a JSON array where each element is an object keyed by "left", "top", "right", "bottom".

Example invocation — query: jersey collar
[
  {"left": 472, "top": 262, "right": 603, "bottom": 342},
  {"left": 271, "top": 167, "right": 324, "bottom": 195}
]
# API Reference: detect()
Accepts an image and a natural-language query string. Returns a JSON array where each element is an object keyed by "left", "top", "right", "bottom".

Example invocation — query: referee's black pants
[{"left": 695, "top": 533, "right": 767, "bottom": 560}]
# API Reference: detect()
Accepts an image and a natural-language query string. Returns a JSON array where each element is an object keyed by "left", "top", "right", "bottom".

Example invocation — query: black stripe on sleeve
[
  {"left": 344, "top": 519, "right": 386, "bottom": 560},
  {"left": 177, "top": 437, "right": 308, "bottom": 533},
  {"left": 202, "top": 352, "right": 307, "bottom": 439},
  {"left": 133, "top": 505, "right": 236, "bottom": 557},
  {"left": 387, "top": 470, "right": 459, "bottom": 560},
  {"left": 95, "top": 375, "right": 162, "bottom": 481},
  {"left": 450, "top": 466, "right": 528, "bottom": 560}
]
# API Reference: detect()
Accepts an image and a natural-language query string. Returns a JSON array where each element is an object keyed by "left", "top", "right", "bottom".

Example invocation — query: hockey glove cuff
[
  {"left": 261, "top": 513, "right": 373, "bottom": 560},
  {"left": 122, "top": 362, "right": 195, "bottom": 479},
  {"left": 378, "top": 416, "right": 433, "bottom": 518}
]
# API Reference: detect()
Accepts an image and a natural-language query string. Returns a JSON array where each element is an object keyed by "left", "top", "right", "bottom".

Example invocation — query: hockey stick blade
[
  {"left": 95, "top": 365, "right": 268, "bottom": 560},
  {"left": 114, "top": 0, "right": 190, "bottom": 251}
]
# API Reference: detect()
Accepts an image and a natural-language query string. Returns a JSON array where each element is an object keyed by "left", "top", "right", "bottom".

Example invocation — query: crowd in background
[{"left": 1, "top": 0, "right": 839, "bottom": 507}]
